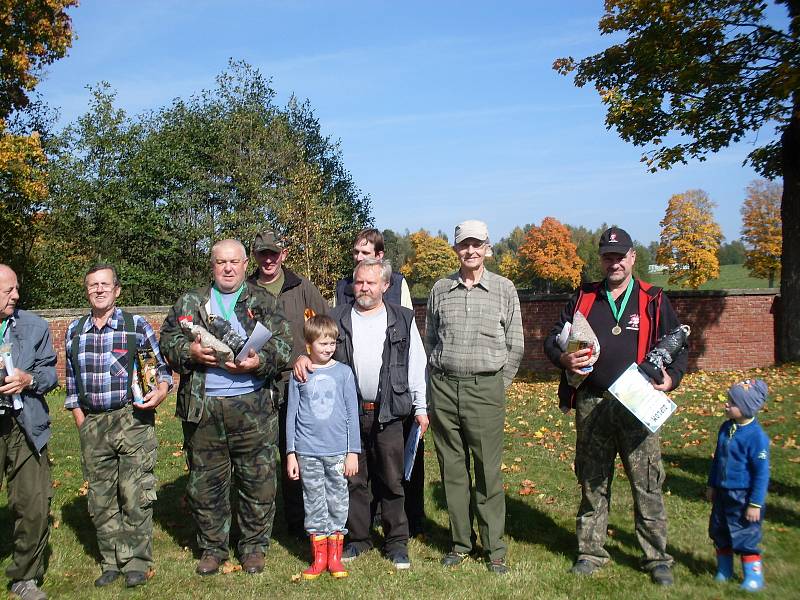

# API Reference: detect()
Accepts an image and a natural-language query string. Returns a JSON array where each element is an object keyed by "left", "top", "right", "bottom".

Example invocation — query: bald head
[
  {"left": 211, "top": 239, "right": 249, "bottom": 293},
  {"left": 0, "top": 264, "right": 20, "bottom": 319}
]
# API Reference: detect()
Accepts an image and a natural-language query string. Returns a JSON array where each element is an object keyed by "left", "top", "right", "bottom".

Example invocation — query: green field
[
  {"left": 643, "top": 264, "right": 775, "bottom": 291},
  {"left": 2, "top": 365, "right": 798, "bottom": 599}
]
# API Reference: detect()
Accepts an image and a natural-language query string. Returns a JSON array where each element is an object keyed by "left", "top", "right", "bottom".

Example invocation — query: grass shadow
[
  {"left": 611, "top": 526, "right": 716, "bottom": 576},
  {"left": 60, "top": 495, "right": 101, "bottom": 565},
  {"left": 152, "top": 473, "right": 198, "bottom": 556}
]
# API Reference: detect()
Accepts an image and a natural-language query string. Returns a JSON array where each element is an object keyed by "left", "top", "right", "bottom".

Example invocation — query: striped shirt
[
  {"left": 425, "top": 268, "right": 524, "bottom": 387},
  {"left": 64, "top": 308, "right": 173, "bottom": 411}
]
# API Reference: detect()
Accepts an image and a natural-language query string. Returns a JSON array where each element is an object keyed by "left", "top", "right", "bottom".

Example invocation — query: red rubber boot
[{"left": 302, "top": 534, "right": 328, "bottom": 580}]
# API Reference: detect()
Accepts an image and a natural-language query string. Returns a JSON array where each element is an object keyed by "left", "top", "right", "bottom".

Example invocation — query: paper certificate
[
  {"left": 235, "top": 322, "right": 273, "bottom": 362},
  {"left": 404, "top": 421, "right": 421, "bottom": 481},
  {"left": 608, "top": 363, "right": 676, "bottom": 433}
]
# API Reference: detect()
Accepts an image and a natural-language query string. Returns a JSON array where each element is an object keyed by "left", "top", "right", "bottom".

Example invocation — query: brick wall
[
  {"left": 37, "top": 290, "right": 778, "bottom": 385},
  {"left": 412, "top": 288, "right": 779, "bottom": 374}
]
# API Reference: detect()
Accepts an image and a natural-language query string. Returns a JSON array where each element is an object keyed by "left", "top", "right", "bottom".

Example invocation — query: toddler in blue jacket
[{"left": 706, "top": 378, "right": 770, "bottom": 592}]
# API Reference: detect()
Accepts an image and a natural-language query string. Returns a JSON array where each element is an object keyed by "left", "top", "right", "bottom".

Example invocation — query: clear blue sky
[{"left": 37, "top": 0, "right": 777, "bottom": 246}]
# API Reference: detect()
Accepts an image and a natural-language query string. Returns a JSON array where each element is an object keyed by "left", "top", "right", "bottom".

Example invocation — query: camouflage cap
[{"left": 252, "top": 230, "right": 285, "bottom": 253}]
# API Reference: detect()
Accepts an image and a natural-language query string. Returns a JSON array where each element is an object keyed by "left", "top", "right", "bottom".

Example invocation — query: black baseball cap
[
  {"left": 598, "top": 227, "right": 633, "bottom": 255},
  {"left": 252, "top": 230, "right": 285, "bottom": 253}
]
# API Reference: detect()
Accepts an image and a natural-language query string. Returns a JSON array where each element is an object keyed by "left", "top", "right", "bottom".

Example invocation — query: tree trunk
[{"left": 779, "top": 96, "right": 800, "bottom": 361}]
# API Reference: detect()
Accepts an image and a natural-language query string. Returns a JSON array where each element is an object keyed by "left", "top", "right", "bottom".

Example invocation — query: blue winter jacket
[{"left": 707, "top": 418, "right": 770, "bottom": 507}]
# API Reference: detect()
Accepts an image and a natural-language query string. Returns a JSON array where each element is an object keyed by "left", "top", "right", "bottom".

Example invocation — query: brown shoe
[
  {"left": 196, "top": 553, "right": 222, "bottom": 576},
  {"left": 241, "top": 552, "right": 265, "bottom": 574}
]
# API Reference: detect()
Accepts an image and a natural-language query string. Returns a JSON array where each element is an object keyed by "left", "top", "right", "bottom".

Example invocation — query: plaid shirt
[
  {"left": 425, "top": 268, "right": 524, "bottom": 388},
  {"left": 64, "top": 308, "right": 173, "bottom": 411}
]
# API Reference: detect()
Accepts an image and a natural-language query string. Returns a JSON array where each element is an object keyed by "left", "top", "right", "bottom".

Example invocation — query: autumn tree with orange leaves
[
  {"left": 518, "top": 217, "right": 583, "bottom": 292},
  {"left": 656, "top": 190, "right": 723, "bottom": 289},
  {"left": 0, "top": 0, "right": 76, "bottom": 275},
  {"left": 741, "top": 180, "right": 782, "bottom": 287}
]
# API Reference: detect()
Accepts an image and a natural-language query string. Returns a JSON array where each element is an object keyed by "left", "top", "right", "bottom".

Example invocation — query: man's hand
[
  {"left": 559, "top": 347, "right": 592, "bottom": 375},
  {"left": 0, "top": 368, "right": 33, "bottom": 395},
  {"left": 224, "top": 349, "right": 260, "bottom": 374},
  {"left": 344, "top": 452, "right": 359, "bottom": 478},
  {"left": 746, "top": 505, "right": 762, "bottom": 522},
  {"left": 651, "top": 368, "right": 673, "bottom": 392},
  {"left": 293, "top": 355, "right": 314, "bottom": 383},
  {"left": 416, "top": 413, "right": 430, "bottom": 436},
  {"left": 190, "top": 336, "right": 219, "bottom": 367},
  {"left": 135, "top": 381, "right": 170, "bottom": 410},
  {"left": 71, "top": 407, "right": 86, "bottom": 429},
  {"left": 286, "top": 453, "right": 300, "bottom": 480}
]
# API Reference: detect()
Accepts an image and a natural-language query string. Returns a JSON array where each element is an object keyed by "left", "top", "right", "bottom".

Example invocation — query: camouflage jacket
[{"left": 160, "top": 281, "right": 293, "bottom": 423}]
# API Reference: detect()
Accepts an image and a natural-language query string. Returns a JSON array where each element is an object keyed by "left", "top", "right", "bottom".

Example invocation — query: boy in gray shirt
[{"left": 286, "top": 316, "right": 360, "bottom": 579}]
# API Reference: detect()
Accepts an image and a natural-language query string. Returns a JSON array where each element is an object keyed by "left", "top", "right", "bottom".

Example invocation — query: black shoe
[
  {"left": 94, "top": 571, "right": 122, "bottom": 587},
  {"left": 488, "top": 559, "right": 509, "bottom": 574},
  {"left": 388, "top": 550, "right": 411, "bottom": 570},
  {"left": 570, "top": 559, "right": 599, "bottom": 576},
  {"left": 341, "top": 543, "right": 368, "bottom": 563},
  {"left": 650, "top": 564, "right": 674, "bottom": 586},
  {"left": 125, "top": 571, "right": 148, "bottom": 588},
  {"left": 441, "top": 551, "right": 469, "bottom": 567}
]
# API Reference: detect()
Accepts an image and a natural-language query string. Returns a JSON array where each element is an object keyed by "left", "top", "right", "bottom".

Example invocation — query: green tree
[
  {"left": 555, "top": 0, "right": 800, "bottom": 359},
  {"left": 718, "top": 240, "right": 747, "bottom": 265},
  {"left": 382, "top": 229, "right": 413, "bottom": 272},
  {"left": 656, "top": 190, "right": 723, "bottom": 289}
]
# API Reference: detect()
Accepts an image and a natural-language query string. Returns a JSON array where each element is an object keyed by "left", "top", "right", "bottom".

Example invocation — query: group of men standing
[{"left": 0, "top": 221, "right": 687, "bottom": 598}]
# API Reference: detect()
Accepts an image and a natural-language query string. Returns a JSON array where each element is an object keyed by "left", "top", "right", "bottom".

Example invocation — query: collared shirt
[
  {"left": 425, "top": 268, "right": 524, "bottom": 388},
  {"left": 64, "top": 308, "right": 173, "bottom": 411}
]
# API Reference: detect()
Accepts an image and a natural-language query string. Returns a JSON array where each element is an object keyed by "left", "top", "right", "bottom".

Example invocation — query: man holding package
[
  {"left": 543, "top": 226, "right": 687, "bottom": 586},
  {"left": 65, "top": 264, "right": 173, "bottom": 589},
  {"left": 160, "top": 239, "right": 292, "bottom": 576},
  {"left": 0, "top": 264, "right": 58, "bottom": 600}
]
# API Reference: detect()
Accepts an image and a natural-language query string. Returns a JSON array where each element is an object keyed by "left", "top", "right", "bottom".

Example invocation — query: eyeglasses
[{"left": 86, "top": 282, "right": 116, "bottom": 292}]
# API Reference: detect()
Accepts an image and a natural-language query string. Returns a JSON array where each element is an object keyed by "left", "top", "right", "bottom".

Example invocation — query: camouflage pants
[
  {"left": 574, "top": 389, "right": 672, "bottom": 570},
  {"left": 297, "top": 454, "right": 349, "bottom": 535},
  {"left": 182, "top": 387, "right": 278, "bottom": 559},
  {"left": 79, "top": 405, "right": 158, "bottom": 573},
  {"left": 1, "top": 415, "right": 52, "bottom": 582}
]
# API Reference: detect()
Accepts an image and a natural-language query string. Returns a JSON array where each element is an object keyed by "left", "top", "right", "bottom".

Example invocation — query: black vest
[
  {"left": 330, "top": 302, "right": 414, "bottom": 423},
  {"left": 335, "top": 271, "right": 404, "bottom": 307}
]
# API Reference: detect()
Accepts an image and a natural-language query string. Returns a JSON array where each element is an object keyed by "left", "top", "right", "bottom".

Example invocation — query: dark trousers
[
  {"left": 402, "top": 415, "right": 425, "bottom": 535},
  {"left": 278, "top": 383, "right": 305, "bottom": 534},
  {"left": 347, "top": 411, "right": 408, "bottom": 554},
  {"left": 709, "top": 488, "right": 763, "bottom": 555},
  {"left": 1, "top": 415, "right": 51, "bottom": 582}
]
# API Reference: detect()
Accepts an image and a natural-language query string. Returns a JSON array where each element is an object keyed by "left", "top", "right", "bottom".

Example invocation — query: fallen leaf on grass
[
  {"left": 291, "top": 574, "right": 301, "bottom": 583},
  {"left": 51, "top": 480, "right": 61, "bottom": 488},
  {"left": 519, "top": 486, "right": 535, "bottom": 496},
  {"left": 221, "top": 562, "right": 241, "bottom": 574},
  {"left": 146, "top": 568, "right": 155, "bottom": 580},
  {"left": 172, "top": 450, "right": 184, "bottom": 457},
  {"left": 53, "top": 520, "right": 60, "bottom": 529},
  {"left": 78, "top": 481, "right": 89, "bottom": 496}
]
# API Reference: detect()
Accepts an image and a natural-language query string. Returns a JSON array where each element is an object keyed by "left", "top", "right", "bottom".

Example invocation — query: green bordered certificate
[{"left": 608, "top": 363, "right": 676, "bottom": 433}]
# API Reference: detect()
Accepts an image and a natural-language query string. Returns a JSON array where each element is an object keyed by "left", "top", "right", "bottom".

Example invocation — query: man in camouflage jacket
[{"left": 160, "top": 239, "right": 292, "bottom": 576}]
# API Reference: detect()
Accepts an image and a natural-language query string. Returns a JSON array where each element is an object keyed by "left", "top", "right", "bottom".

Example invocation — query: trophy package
[
  {"left": 637, "top": 325, "right": 691, "bottom": 384},
  {"left": 206, "top": 314, "right": 246, "bottom": 357},
  {"left": 556, "top": 311, "right": 601, "bottom": 389},
  {"left": 179, "top": 316, "right": 236, "bottom": 363},
  {"left": 132, "top": 348, "right": 159, "bottom": 404}
]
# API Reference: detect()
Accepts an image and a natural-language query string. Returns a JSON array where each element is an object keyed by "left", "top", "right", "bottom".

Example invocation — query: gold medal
[{"left": 612, "top": 325, "right": 622, "bottom": 335}]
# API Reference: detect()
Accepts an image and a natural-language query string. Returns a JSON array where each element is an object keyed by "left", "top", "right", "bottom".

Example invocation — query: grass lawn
[
  {"left": 2, "top": 365, "right": 798, "bottom": 599},
  {"left": 643, "top": 264, "right": 774, "bottom": 290}
]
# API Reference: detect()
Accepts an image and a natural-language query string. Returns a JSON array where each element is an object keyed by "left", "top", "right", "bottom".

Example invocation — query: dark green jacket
[{"left": 160, "top": 281, "right": 293, "bottom": 423}]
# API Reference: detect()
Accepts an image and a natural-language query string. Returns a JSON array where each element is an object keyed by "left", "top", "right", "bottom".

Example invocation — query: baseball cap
[
  {"left": 454, "top": 220, "right": 490, "bottom": 245},
  {"left": 252, "top": 230, "right": 285, "bottom": 253},
  {"left": 598, "top": 227, "right": 633, "bottom": 255}
]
